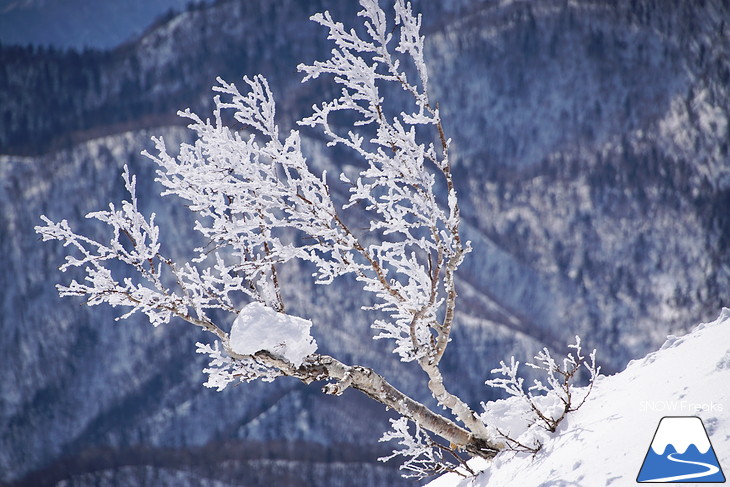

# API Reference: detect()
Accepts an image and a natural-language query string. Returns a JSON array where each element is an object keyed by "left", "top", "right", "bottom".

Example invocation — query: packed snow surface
[
  {"left": 230, "top": 302, "right": 317, "bottom": 367},
  {"left": 429, "top": 309, "right": 730, "bottom": 487}
]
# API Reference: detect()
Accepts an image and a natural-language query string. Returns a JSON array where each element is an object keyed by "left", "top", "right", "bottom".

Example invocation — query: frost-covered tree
[{"left": 37, "top": 0, "right": 596, "bottom": 478}]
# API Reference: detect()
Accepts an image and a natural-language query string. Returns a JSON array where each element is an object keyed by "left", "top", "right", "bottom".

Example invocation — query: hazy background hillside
[
  {"left": 1, "top": 0, "right": 728, "bottom": 485},
  {"left": 0, "top": 0, "right": 215, "bottom": 50}
]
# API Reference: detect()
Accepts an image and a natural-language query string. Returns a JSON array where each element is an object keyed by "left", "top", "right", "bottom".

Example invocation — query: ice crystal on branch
[{"left": 196, "top": 341, "right": 280, "bottom": 391}]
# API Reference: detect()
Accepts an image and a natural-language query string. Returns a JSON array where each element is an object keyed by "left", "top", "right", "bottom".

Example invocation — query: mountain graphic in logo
[{"left": 637, "top": 416, "right": 725, "bottom": 483}]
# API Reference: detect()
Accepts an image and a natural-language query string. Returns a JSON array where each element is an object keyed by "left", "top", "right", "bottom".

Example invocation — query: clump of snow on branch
[
  {"left": 483, "top": 336, "right": 601, "bottom": 451},
  {"left": 229, "top": 302, "right": 317, "bottom": 367}
]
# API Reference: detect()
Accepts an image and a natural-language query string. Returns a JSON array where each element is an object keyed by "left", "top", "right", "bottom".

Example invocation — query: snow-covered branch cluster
[
  {"left": 36, "top": 166, "right": 224, "bottom": 336},
  {"left": 138, "top": 0, "right": 467, "bottom": 367},
  {"left": 485, "top": 336, "right": 601, "bottom": 451},
  {"left": 145, "top": 74, "right": 344, "bottom": 313},
  {"left": 299, "top": 0, "right": 468, "bottom": 364},
  {"left": 35, "top": 0, "right": 603, "bottom": 479},
  {"left": 36, "top": 0, "right": 469, "bottom": 389}
]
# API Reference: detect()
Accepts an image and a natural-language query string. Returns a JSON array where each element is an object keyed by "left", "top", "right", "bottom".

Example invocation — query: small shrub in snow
[{"left": 485, "top": 336, "right": 600, "bottom": 452}]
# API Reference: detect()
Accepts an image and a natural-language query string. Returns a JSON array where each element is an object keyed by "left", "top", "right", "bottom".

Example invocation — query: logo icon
[{"left": 637, "top": 416, "right": 725, "bottom": 483}]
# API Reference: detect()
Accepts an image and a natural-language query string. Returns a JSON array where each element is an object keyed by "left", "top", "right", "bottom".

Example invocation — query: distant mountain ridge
[
  {"left": 0, "top": 0, "right": 215, "bottom": 50},
  {"left": 0, "top": 0, "right": 480, "bottom": 155},
  {"left": 1, "top": 0, "right": 728, "bottom": 485}
]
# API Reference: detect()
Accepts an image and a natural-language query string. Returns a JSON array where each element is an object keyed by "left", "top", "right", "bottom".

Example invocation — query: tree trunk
[{"left": 246, "top": 349, "right": 501, "bottom": 458}]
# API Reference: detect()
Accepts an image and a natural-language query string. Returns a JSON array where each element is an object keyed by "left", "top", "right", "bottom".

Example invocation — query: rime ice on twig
[
  {"left": 36, "top": 166, "right": 225, "bottom": 334},
  {"left": 379, "top": 416, "right": 474, "bottom": 479},
  {"left": 299, "top": 0, "right": 469, "bottom": 365},
  {"left": 196, "top": 341, "right": 280, "bottom": 391}
]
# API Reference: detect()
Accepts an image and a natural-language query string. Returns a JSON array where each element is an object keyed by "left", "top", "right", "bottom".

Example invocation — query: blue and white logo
[{"left": 637, "top": 416, "right": 725, "bottom": 483}]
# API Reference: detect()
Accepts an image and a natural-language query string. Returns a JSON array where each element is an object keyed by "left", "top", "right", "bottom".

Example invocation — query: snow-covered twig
[
  {"left": 379, "top": 416, "right": 475, "bottom": 479},
  {"left": 36, "top": 165, "right": 229, "bottom": 339},
  {"left": 196, "top": 341, "right": 280, "bottom": 390},
  {"left": 299, "top": 0, "right": 469, "bottom": 368}
]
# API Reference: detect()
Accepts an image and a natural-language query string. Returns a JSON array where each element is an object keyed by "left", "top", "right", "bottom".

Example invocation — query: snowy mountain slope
[
  {"left": 428, "top": 308, "right": 730, "bottom": 487},
  {"left": 0, "top": 0, "right": 482, "bottom": 154},
  {"left": 1, "top": 0, "right": 728, "bottom": 485}
]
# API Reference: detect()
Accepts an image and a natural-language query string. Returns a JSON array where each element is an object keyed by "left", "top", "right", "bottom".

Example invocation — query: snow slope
[{"left": 429, "top": 309, "right": 730, "bottom": 487}]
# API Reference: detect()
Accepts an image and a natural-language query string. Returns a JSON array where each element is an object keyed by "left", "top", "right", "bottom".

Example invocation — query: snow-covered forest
[{"left": 2, "top": 0, "right": 729, "bottom": 485}]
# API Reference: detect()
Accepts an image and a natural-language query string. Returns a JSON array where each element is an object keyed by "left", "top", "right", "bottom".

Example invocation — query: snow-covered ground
[{"left": 429, "top": 309, "right": 730, "bottom": 487}]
